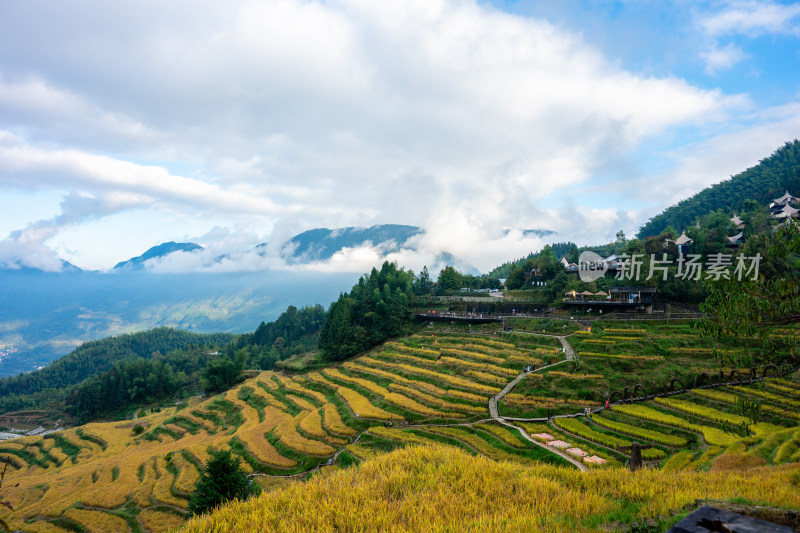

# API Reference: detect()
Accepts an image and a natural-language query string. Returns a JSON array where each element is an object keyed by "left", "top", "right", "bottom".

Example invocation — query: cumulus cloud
[
  {"left": 0, "top": 191, "right": 150, "bottom": 271},
  {"left": 695, "top": 1, "right": 800, "bottom": 73},
  {"left": 0, "top": 135, "right": 309, "bottom": 216},
  {"left": 0, "top": 0, "right": 758, "bottom": 271}
]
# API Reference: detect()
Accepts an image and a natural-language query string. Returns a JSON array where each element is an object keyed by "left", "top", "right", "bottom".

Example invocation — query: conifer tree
[{"left": 188, "top": 450, "right": 255, "bottom": 516}]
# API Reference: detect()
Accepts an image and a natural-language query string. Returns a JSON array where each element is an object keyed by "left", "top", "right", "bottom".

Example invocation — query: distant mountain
[
  {"left": 60, "top": 260, "right": 84, "bottom": 272},
  {"left": 638, "top": 140, "right": 800, "bottom": 238},
  {"left": 520, "top": 229, "right": 555, "bottom": 238},
  {"left": 0, "top": 259, "right": 84, "bottom": 273},
  {"left": 283, "top": 224, "right": 423, "bottom": 262},
  {"left": 113, "top": 241, "right": 203, "bottom": 270}
]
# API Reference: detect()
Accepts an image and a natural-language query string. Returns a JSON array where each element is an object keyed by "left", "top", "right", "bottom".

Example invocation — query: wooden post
[
  {"left": 629, "top": 442, "right": 642, "bottom": 472},
  {"left": 617, "top": 442, "right": 652, "bottom": 472}
]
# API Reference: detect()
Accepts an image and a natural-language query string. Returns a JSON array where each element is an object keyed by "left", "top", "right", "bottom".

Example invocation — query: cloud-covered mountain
[
  {"left": 281, "top": 224, "right": 423, "bottom": 263},
  {"left": 113, "top": 242, "right": 203, "bottom": 271}
]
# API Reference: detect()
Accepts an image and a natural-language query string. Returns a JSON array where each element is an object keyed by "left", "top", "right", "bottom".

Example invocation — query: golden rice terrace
[{"left": 0, "top": 320, "right": 797, "bottom": 532}]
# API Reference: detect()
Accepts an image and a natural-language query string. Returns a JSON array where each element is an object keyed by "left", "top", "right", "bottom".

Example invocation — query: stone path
[
  {"left": 486, "top": 335, "right": 589, "bottom": 471},
  {"left": 488, "top": 374, "right": 588, "bottom": 471},
  {"left": 503, "top": 330, "right": 576, "bottom": 362},
  {"left": 498, "top": 419, "right": 588, "bottom": 471},
  {"left": 557, "top": 335, "right": 576, "bottom": 362}
]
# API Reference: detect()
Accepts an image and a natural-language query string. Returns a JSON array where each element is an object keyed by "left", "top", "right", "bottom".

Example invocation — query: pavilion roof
[
  {"left": 727, "top": 232, "right": 743, "bottom": 244},
  {"left": 774, "top": 204, "right": 799, "bottom": 218},
  {"left": 772, "top": 190, "right": 798, "bottom": 205},
  {"left": 674, "top": 232, "right": 693, "bottom": 245}
]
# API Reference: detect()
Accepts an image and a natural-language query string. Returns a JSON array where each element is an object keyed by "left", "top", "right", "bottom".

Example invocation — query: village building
[
  {"left": 769, "top": 190, "right": 799, "bottom": 211},
  {"left": 773, "top": 203, "right": 800, "bottom": 220},
  {"left": 560, "top": 257, "right": 578, "bottom": 272},
  {"left": 666, "top": 232, "right": 693, "bottom": 255},
  {"left": 726, "top": 232, "right": 744, "bottom": 247}
]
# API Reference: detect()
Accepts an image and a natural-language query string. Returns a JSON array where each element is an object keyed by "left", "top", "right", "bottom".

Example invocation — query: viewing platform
[
  {"left": 562, "top": 286, "right": 656, "bottom": 314},
  {"left": 415, "top": 311, "right": 503, "bottom": 323}
]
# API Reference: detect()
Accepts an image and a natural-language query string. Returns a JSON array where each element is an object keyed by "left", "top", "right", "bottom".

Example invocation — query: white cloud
[
  {"left": 0, "top": 138, "right": 292, "bottom": 215},
  {"left": 695, "top": 1, "right": 800, "bottom": 73},
  {"left": 700, "top": 42, "right": 748, "bottom": 73},
  {"left": 0, "top": 0, "right": 751, "bottom": 270},
  {"left": 699, "top": 0, "right": 800, "bottom": 37},
  {"left": 0, "top": 222, "right": 64, "bottom": 271},
  {"left": 0, "top": 75, "right": 159, "bottom": 151}
]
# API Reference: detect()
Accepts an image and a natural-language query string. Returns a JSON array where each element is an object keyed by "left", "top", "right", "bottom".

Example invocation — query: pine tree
[{"left": 188, "top": 450, "right": 255, "bottom": 516}]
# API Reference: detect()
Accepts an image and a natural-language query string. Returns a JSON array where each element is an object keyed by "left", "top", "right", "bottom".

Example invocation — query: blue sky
[{"left": 0, "top": 0, "right": 799, "bottom": 273}]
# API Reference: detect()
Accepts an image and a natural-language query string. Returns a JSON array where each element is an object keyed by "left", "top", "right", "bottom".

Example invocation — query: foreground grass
[{"left": 181, "top": 444, "right": 800, "bottom": 532}]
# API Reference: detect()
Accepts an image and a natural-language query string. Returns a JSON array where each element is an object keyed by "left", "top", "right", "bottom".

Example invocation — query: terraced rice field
[
  {"left": 497, "top": 320, "right": 800, "bottom": 474},
  {"left": 0, "top": 321, "right": 796, "bottom": 532},
  {"left": 0, "top": 331, "right": 564, "bottom": 532},
  {"left": 584, "top": 377, "right": 800, "bottom": 471}
]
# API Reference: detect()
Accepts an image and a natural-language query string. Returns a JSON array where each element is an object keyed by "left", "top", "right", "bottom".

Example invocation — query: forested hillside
[
  {"left": 0, "top": 328, "right": 232, "bottom": 399},
  {"left": 638, "top": 140, "right": 800, "bottom": 237},
  {"left": 0, "top": 306, "right": 330, "bottom": 420},
  {"left": 236, "top": 305, "right": 325, "bottom": 350},
  {"left": 319, "top": 262, "right": 416, "bottom": 361},
  {"left": 488, "top": 242, "right": 577, "bottom": 279}
]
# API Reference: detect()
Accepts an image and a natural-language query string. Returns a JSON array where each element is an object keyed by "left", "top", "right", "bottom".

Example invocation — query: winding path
[
  {"left": 502, "top": 330, "right": 576, "bottom": 362},
  {"left": 487, "top": 333, "right": 588, "bottom": 471},
  {"left": 497, "top": 418, "right": 588, "bottom": 471}
]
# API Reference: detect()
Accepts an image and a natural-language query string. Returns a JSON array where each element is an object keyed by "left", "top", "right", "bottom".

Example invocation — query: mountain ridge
[
  {"left": 638, "top": 140, "right": 800, "bottom": 238},
  {"left": 112, "top": 241, "right": 203, "bottom": 270}
]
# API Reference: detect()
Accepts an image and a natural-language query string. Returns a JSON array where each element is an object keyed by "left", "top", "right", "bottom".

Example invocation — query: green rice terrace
[{"left": 0, "top": 318, "right": 798, "bottom": 532}]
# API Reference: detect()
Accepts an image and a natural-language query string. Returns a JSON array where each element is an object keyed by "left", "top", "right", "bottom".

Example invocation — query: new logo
[{"left": 578, "top": 251, "right": 607, "bottom": 282}]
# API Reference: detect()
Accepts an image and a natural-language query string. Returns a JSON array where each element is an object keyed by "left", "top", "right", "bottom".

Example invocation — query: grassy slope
[{"left": 181, "top": 444, "right": 800, "bottom": 532}]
